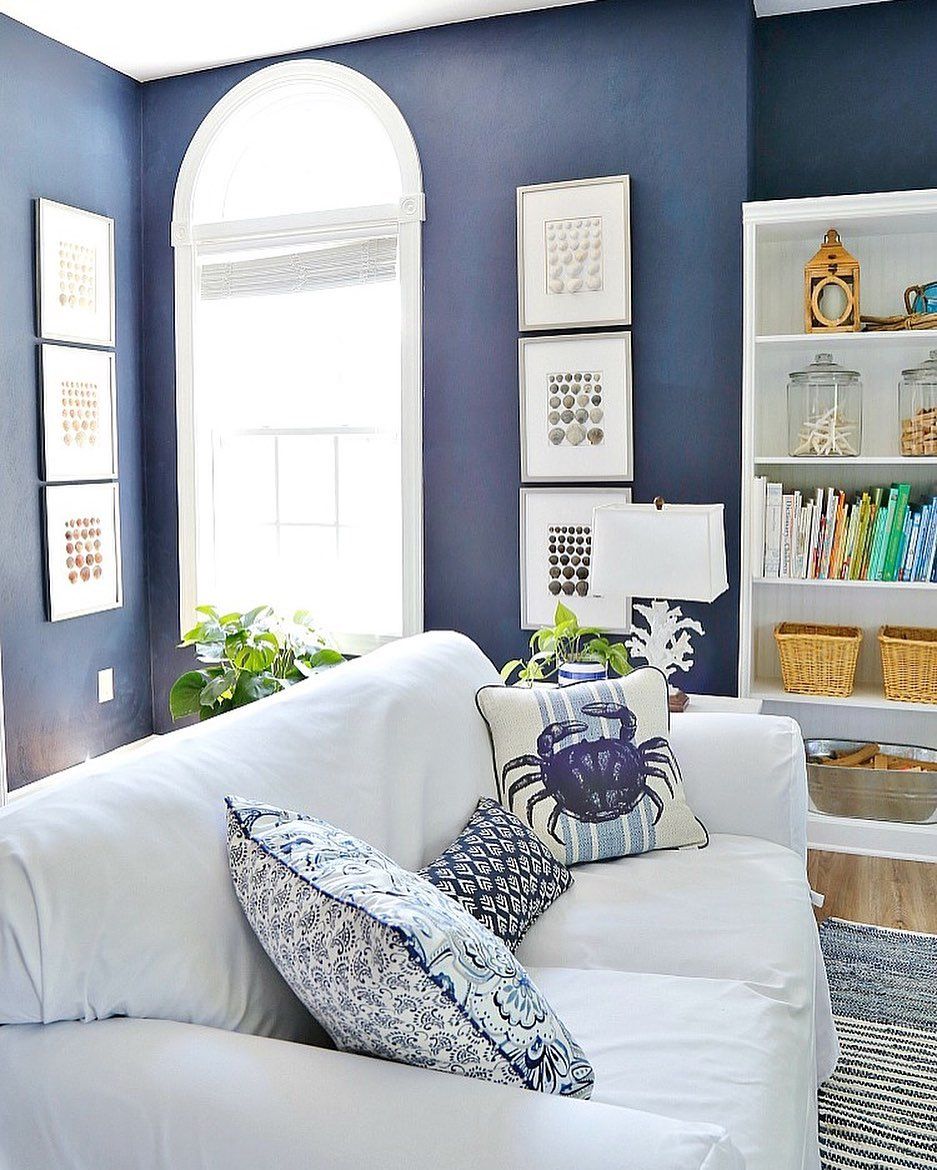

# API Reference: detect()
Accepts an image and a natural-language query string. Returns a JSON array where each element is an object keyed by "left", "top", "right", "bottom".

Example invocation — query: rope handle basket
[
  {"left": 878, "top": 626, "right": 937, "bottom": 704},
  {"left": 774, "top": 623, "right": 862, "bottom": 697}
]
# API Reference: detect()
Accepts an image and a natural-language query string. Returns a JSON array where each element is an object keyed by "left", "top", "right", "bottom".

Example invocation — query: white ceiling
[{"left": 0, "top": 0, "right": 898, "bottom": 82}]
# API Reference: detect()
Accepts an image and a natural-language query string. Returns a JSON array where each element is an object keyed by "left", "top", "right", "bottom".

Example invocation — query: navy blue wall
[
  {"left": 756, "top": 0, "right": 937, "bottom": 200},
  {"left": 0, "top": 16, "right": 151, "bottom": 788},
  {"left": 142, "top": 0, "right": 754, "bottom": 728}
]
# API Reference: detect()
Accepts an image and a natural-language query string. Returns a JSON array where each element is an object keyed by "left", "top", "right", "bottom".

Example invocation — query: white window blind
[{"left": 200, "top": 236, "right": 397, "bottom": 301}]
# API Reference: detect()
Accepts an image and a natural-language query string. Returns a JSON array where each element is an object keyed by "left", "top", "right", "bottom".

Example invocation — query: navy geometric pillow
[{"left": 419, "top": 797, "right": 572, "bottom": 950}]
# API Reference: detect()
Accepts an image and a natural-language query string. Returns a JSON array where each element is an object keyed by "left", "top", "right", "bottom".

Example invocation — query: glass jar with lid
[
  {"left": 899, "top": 350, "right": 937, "bottom": 456},
  {"left": 788, "top": 353, "right": 862, "bottom": 458}
]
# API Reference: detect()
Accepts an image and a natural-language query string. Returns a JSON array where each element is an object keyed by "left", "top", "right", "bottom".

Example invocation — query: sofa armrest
[
  {"left": 669, "top": 714, "right": 808, "bottom": 859},
  {"left": 0, "top": 1017, "right": 742, "bottom": 1170}
]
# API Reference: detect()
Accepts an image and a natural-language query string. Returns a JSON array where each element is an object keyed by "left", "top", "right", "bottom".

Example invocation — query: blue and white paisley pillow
[{"left": 225, "top": 797, "right": 593, "bottom": 1098}]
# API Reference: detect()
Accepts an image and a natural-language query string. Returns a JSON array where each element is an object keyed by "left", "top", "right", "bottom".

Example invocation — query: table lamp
[{"left": 589, "top": 498, "right": 729, "bottom": 711}]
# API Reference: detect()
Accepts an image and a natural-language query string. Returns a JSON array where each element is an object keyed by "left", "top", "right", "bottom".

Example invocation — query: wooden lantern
[{"left": 804, "top": 228, "right": 861, "bottom": 333}]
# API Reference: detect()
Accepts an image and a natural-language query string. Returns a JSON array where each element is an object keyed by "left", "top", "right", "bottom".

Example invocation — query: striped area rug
[{"left": 818, "top": 918, "right": 937, "bottom": 1170}]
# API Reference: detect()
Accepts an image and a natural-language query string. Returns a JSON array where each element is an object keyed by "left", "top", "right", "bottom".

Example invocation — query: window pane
[
  {"left": 197, "top": 278, "right": 400, "bottom": 431},
  {"left": 193, "top": 87, "right": 403, "bottom": 222},
  {"left": 334, "top": 526, "right": 402, "bottom": 637},
  {"left": 277, "top": 526, "right": 340, "bottom": 620},
  {"left": 213, "top": 524, "right": 279, "bottom": 613},
  {"left": 336, "top": 434, "right": 400, "bottom": 528},
  {"left": 278, "top": 435, "right": 336, "bottom": 525}
]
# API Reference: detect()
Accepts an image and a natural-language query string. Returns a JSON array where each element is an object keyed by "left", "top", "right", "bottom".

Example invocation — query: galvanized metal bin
[{"left": 806, "top": 739, "right": 937, "bottom": 824}]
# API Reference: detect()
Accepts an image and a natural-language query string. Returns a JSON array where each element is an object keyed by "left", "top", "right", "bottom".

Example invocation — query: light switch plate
[{"left": 97, "top": 668, "right": 114, "bottom": 704}]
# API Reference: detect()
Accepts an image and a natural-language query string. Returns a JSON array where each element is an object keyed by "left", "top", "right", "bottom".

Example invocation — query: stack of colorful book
[{"left": 752, "top": 479, "right": 937, "bottom": 582}]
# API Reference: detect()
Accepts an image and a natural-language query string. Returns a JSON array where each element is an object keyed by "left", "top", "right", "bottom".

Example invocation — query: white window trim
[
  {"left": 0, "top": 643, "right": 8, "bottom": 807},
  {"left": 171, "top": 60, "right": 424, "bottom": 648}
]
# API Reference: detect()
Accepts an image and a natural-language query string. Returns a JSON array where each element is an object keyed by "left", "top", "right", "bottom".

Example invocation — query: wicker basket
[
  {"left": 878, "top": 626, "right": 937, "bottom": 704},
  {"left": 774, "top": 623, "right": 863, "bottom": 697}
]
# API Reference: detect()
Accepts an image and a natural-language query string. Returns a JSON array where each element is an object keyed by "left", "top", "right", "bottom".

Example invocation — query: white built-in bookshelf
[{"left": 740, "top": 189, "right": 937, "bottom": 861}]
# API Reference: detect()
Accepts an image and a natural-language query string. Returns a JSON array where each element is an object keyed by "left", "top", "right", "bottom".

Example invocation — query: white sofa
[{"left": 0, "top": 632, "right": 837, "bottom": 1170}]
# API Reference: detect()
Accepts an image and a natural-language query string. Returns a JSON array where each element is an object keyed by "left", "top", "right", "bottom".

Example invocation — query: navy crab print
[{"left": 501, "top": 698, "right": 677, "bottom": 856}]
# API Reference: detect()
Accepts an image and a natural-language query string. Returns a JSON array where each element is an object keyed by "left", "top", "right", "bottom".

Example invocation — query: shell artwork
[
  {"left": 547, "top": 525, "right": 592, "bottom": 597},
  {"left": 58, "top": 241, "right": 96, "bottom": 312},
  {"left": 545, "top": 217, "right": 603, "bottom": 295},
  {"left": 64, "top": 515, "right": 105, "bottom": 585},
  {"left": 60, "top": 380, "right": 100, "bottom": 448},
  {"left": 546, "top": 371, "right": 604, "bottom": 447}
]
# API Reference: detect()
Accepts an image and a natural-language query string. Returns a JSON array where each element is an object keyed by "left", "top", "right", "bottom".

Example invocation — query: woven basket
[
  {"left": 878, "top": 626, "right": 937, "bottom": 704},
  {"left": 774, "top": 623, "right": 862, "bottom": 697}
]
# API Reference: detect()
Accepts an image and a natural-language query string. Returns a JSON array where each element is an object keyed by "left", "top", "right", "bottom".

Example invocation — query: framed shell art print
[
  {"left": 519, "top": 332, "right": 632, "bottom": 482},
  {"left": 520, "top": 487, "right": 631, "bottom": 632},
  {"left": 44, "top": 482, "right": 122, "bottom": 621},
  {"left": 40, "top": 344, "right": 118, "bottom": 482},
  {"left": 517, "top": 176, "right": 631, "bottom": 331},
  {"left": 36, "top": 199, "right": 116, "bottom": 347}
]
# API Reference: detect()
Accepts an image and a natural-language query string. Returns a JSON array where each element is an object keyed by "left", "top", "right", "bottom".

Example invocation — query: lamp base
[
  {"left": 668, "top": 687, "right": 689, "bottom": 713},
  {"left": 625, "top": 599, "right": 705, "bottom": 704}
]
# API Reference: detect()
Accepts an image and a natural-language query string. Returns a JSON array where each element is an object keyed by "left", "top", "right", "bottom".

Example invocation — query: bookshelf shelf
[
  {"left": 752, "top": 576, "right": 937, "bottom": 591},
  {"left": 754, "top": 455, "right": 937, "bottom": 466},
  {"left": 741, "top": 190, "right": 937, "bottom": 860},
  {"left": 751, "top": 680, "right": 937, "bottom": 715},
  {"left": 756, "top": 329, "right": 937, "bottom": 346}
]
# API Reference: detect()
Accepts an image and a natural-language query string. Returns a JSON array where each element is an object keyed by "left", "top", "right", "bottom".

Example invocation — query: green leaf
[
  {"left": 553, "top": 601, "right": 577, "bottom": 627},
  {"left": 306, "top": 647, "right": 344, "bottom": 668},
  {"left": 231, "top": 671, "right": 280, "bottom": 708},
  {"left": 241, "top": 605, "right": 273, "bottom": 631},
  {"left": 169, "top": 671, "right": 211, "bottom": 720},
  {"left": 198, "top": 697, "right": 234, "bottom": 721},
  {"left": 225, "top": 631, "right": 278, "bottom": 672},
  {"left": 199, "top": 668, "right": 238, "bottom": 707},
  {"left": 500, "top": 658, "right": 523, "bottom": 682},
  {"left": 607, "top": 645, "right": 632, "bottom": 677}
]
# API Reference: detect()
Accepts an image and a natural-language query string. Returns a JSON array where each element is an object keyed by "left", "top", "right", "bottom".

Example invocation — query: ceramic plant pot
[{"left": 557, "top": 660, "right": 608, "bottom": 687}]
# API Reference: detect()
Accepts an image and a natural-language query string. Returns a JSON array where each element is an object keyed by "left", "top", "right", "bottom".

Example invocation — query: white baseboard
[{"left": 808, "top": 810, "right": 937, "bottom": 863}]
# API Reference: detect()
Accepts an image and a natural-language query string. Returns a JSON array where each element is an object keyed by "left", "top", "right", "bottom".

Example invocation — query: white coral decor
[{"left": 625, "top": 600, "right": 704, "bottom": 680}]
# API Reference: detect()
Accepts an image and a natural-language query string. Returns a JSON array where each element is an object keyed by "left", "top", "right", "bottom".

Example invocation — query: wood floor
[{"left": 808, "top": 850, "right": 937, "bottom": 934}]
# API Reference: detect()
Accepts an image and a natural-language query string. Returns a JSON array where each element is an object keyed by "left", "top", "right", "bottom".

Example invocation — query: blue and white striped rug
[{"left": 818, "top": 918, "right": 937, "bottom": 1170}]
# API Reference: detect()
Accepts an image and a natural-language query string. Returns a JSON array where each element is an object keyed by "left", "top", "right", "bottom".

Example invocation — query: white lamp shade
[{"left": 589, "top": 503, "right": 729, "bottom": 603}]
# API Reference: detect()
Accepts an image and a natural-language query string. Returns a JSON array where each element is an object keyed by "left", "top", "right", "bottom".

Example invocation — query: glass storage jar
[
  {"left": 788, "top": 353, "right": 862, "bottom": 458},
  {"left": 899, "top": 350, "right": 937, "bottom": 456}
]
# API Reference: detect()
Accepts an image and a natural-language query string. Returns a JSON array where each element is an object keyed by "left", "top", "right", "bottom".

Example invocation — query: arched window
[{"left": 172, "top": 61, "right": 423, "bottom": 653}]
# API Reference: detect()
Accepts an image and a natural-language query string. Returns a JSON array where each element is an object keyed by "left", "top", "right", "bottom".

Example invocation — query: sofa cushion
[
  {"left": 419, "top": 797, "right": 572, "bottom": 949},
  {"left": 0, "top": 632, "right": 500, "bottom": 1033},
  {"left": 517, "top": 834, "right": 816, "bottom": 991},
  {"left": 476, "top": 670, "right": 706, "bottom": 864},
  {"left": 0, "top": 1017, "right": 745, "bottom": 1170},
  {"left": 532, "top": 965, "right": 817, "bottom": 1170},
  {"left": 226, "top": 797, "right": 594, "bottom": 1098}
]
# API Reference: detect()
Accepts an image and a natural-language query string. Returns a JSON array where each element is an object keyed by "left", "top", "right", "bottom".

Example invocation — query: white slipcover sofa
[{"left": 0, "top": 632, "right": 837, "bottom": 1170}]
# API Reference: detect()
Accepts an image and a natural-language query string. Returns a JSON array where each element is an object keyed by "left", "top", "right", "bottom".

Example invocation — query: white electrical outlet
[{"left": 97, "top": 668, "right": 114, "bottom": 704}]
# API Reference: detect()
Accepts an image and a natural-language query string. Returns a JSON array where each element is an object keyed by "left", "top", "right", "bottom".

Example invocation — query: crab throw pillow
[{"left": 475, "top": 668, "right": 707, "bottom": 865}]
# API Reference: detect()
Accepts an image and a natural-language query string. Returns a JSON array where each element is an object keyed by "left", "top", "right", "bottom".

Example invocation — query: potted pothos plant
[
  {"left": 501, "top": 601, "right": 632, "bottom": 686},
  {"left": 169, "top": 605, "right": 344, "bottom": 722}
]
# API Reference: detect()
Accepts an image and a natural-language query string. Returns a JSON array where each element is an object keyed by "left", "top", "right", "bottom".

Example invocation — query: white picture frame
[
  {"left": 44, "top": 482, "right": 123, "bottom": 622},
  {"left": 519, "top": 331, "right": 633, "bottom": 482},
  {"left": 41, "top": 344, "right": 118, "bottom": 482},
  {"left": 37, "top": 199, "right": 116, "bottom": 347},
  {"left": 517, "top": 175, "right": 630, "bottom": 331},
  {"left": 520, "top": 487, "right": 632, "bottom": 632}
]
